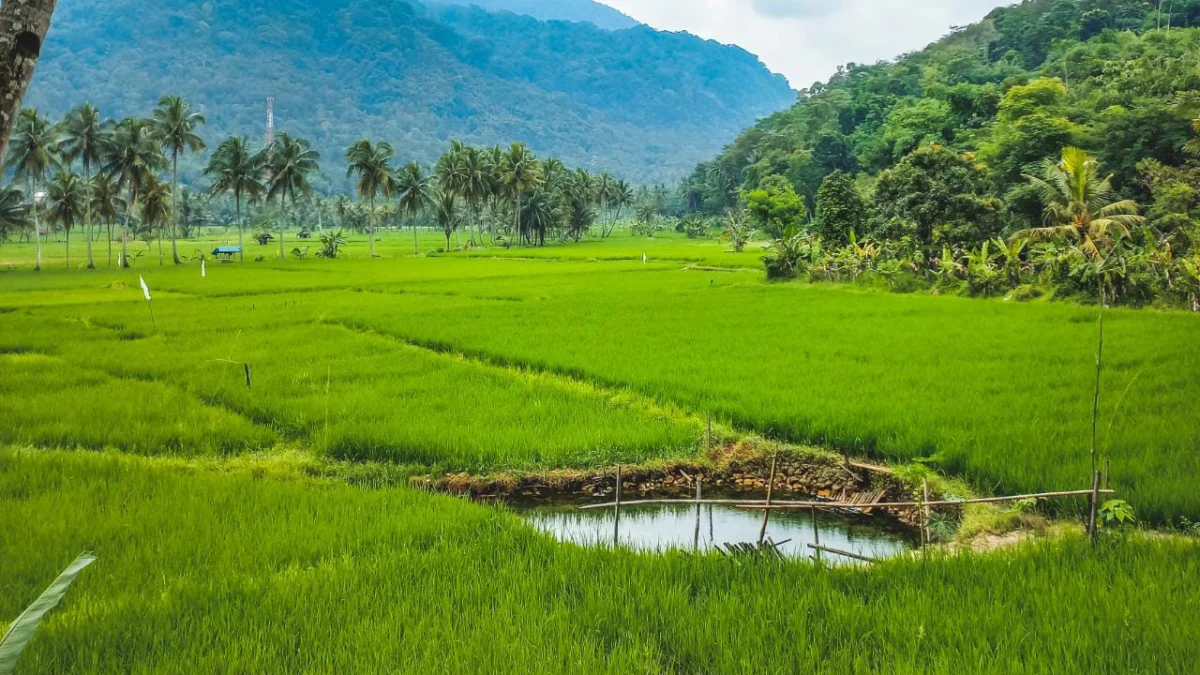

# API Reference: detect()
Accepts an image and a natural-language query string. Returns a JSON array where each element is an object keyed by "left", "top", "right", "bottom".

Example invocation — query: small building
[
  {"left": 212, "top": 246, "right": 241, "bottom": 260},
  {"left": 256, "top": 233, "right": 275, "bottom": 245}
]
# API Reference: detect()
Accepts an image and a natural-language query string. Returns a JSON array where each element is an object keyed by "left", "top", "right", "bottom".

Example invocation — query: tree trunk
[
  {"left": 84, "top": 166, "right": 94, "bottom": 269},
  {"left": 368, "top": 196, "right": 376, "bottom": 258},
  {"left": 0, "top": 0, "right": 58, "bottom": 174},
  {"left": 64, "top": 225, "right": 69, "bottom": 269},
  {"left": 28, "top": 177, "right": 41, "bottom": 271},
  {"left": 171, "top": 153, "right": 182, "bottom": 264},
  {"left": 279, "top": 193, "right": 286, "bottom": 260},
  {"left": 106, "top": 221, "right": 112, "bottom": 267},
  {"left": 156, "top": 223, "right": 163, "bottom": 265},
  {"left": 509, "top": 190, "right": 521, "bottom": 249},
  {"left": 412, "top": 222, "right": 418, "bottom": 255},
  {"left": 236, "top": 192, "right": 244, "bottom": 263}
]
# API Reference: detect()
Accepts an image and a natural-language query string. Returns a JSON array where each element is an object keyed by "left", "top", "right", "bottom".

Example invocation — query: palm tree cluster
[
  {"left": 2, "top": 97, "right": 326, "bottom": 269},
  {"left": 345, "top": 139, "right": 635, "bottom": 252}
]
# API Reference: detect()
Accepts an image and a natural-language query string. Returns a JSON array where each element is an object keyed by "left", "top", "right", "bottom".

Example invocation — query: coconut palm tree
[
  {"left": 140, "top": 175, "right": 172, "bottom": 261},
  {"left": 102, "top": 117, "right": 166, "bottom": 267},
  {"left": 396, "top": 161, "right": 433, "bottom": 255},
  {"left": 1014, "top": 147, "right": 1144, "bottom": 261},
  {"left": 151, "top": 96, "right": 206, "bottom": 265},
  {"left": 0, "top": 184, "right": 29, "bottom": 243},
  {"left": 521, "top": 188, "right": 556, "bottom": 247},
  {"left": 265, "top": 133, "right": 320, "bottom": 260},
  {"left": 459, "top": 147, "right": 493, "bottom": 247},
  {"left": 60, "top": 103, "right": 110, "bottom": 269},
  {"left": 594, "top": 171, "right": 614, "bottom": 236},
  {"left": 432, "top": 189, "right": 461, "bottom": 251},
  {"left": 89, "top": 173, "right": 122, "bottom": 266},
  {"left": 345, "top": 139, "right": 395, "bottom": 258},
  {"left": 604, "top": 179, "right": 634, "bottom": 237},
  {"left": 7, "top": 109, "right": 59, "bottom": 271},
  {"left": 45, "top": 169, "right": 86, "bottom": 269},
  {"left": 499, "top": 143, "right": 542, "bottom": 247},
  {"left": 205, "top": 136, "right": 264, "bottom": 263}
]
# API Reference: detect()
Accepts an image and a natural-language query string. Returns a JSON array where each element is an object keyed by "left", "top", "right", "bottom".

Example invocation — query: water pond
[{"left": 516, "top": 500, "right": 915, "bottom": 563}]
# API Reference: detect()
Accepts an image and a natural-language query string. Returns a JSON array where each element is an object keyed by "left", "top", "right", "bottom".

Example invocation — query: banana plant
[{"left": 1, "top": 552, "right": 96, "bottom": 675}]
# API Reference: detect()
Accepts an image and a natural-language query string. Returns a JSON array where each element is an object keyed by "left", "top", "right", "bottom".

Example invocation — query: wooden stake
[
  {"left": 758, "top": 451, "right": 779, "bottom": 546},
  {"left": 693, "top": 476, "right": 702, "bottom": 551},
  {"left": 243, "top": 363, "right": 252, "bottom": 389},
  {"left": 921, "top": 478, "right": 930, "bottom": 554},
  {"left": 1088, "top": 470, "right": 1101, "bottom": 543},
  {"left": 810, "top": 505, "right": 821, "bottom": 563},
  {"left": 613, "top": 465, "right": 622, "bottom": 548}
]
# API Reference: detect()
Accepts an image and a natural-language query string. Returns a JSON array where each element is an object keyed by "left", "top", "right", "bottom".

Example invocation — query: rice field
[
  {"left": 3, "top": 449, "right": 1197, "bottom": 674},
  {"left": 1, "top": 232, "right": 1198, "bottom": 520}
]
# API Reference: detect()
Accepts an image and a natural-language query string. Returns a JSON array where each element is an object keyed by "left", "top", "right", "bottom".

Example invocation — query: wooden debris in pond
[
  {"left": 808, "top": 543, "right": 876, "bottom": 564},
  {"left": 716, "top": 537, "right": 791, "bottom": 559}
]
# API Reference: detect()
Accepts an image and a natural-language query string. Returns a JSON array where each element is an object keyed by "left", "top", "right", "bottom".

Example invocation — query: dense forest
[
  {"left": 431, "top": 0, "right": 639, "bottom": 30},
  {"left": 21, "top": 0, "right": 792, "bottom": 188},
  {"left": 678, "top": 0, "right": 1200, "bottom": 307}
]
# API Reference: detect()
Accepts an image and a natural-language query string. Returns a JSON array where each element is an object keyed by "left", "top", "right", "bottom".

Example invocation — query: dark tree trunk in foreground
[{"left": 0, "top": 0, "right": 58, "bottom": 173}]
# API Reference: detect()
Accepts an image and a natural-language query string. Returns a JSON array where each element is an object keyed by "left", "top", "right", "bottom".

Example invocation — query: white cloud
[{"left": 599, "top": 0, "right": 1005, "bottom": 88}]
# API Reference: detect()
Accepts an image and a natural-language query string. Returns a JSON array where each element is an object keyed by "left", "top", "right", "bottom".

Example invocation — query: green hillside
[
  {"left": 25, "top": 0, "right": 792, "bottom": 188},
  {"left": 684, "top": 0, "right": 1200, "bottom": 239},
  {"left": 432, "top": 0, "right": 639, "bottom": 30}
]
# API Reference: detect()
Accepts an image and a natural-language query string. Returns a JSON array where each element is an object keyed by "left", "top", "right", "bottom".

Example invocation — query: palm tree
[
  {"left": 594, "top": 171, "right": 614, "bottom": 236},
  {"left": 0, "top": 185, "right": 29, "bottom": 244},
  {"left": 45, "top": 169, "right": 86, "bottom": 269},
  {"left": 604, "top": 179, "right": 634, "bottom": 237},
  {"left": 345, "top": 139, "right": 395, "bottom": 258},
  {"left": 460, "top": 147, "right": 493, "bottom": 247},
  {"left": 60, "top": 103, "right": 109, "bottom": 269},
  {"left": 522, "top": 189, "right": 556, "bottom": 247},
  {"left": 89, "top": 173, "right": 121, "bottom": 266},
  {"left": 1014, "top": 147, "right": 1144, "bottom": 262},
  {"left": 499, "top": 142, "right": 543, "bottom": 247},
  {"left": 140, "top": 175, "right": 172, "bottom": 261},
  {"left": 102, "top": 117, "right": 166, "bottom": 267},
  {"left": 432, "top": 189, "right": 461, "bottom": 251},
  {"left": 151, "top": 96, "right": 206, "bottom": 264},
  {"left": 265, "top": 133, "right": 320, "bottom": 260},
  {"left": 7, "top": 109, "right": 59, "bottom": 271},
  {"left": 205, "top": 136, "right": 264, "bottom": 263},
  {"left": 396, "top": 161, "right": 433, "bottom": 255}
]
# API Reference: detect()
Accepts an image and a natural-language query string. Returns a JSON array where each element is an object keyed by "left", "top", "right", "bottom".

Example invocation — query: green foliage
[
  {"left": 0, "top": 551, "right": 95, "bottom": 675},
  {"left": 743, "top": 175, "right": 806, "bottom": 239},
  {"left": 814, "top": 170, "right": 866, "bottom": 246},
  {"left": 1099, "top": 499, "right": 1137, "bottom": 527}
]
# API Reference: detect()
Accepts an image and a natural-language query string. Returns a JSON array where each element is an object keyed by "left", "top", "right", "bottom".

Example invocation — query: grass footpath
[{"left": 2, "top": 449, "right": 1198, "bottom": 675}]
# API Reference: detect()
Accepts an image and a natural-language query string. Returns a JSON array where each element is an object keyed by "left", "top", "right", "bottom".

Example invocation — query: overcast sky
[{"left": 599, "top": 0, "right": 1010, "bottom": 88}]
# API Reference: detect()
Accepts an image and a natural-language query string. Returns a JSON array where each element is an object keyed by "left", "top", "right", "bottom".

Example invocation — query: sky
[{"left": 598, "top": 0, "right": 1012, "bottom": 88}]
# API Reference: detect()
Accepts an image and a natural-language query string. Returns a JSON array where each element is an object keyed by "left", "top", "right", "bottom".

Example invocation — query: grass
[
  {"left": 2, "top": 449, "right": 1198, "bottom": 674},
  {"left": 0, "top": 232, "right": 1197, "bottom": 520}
]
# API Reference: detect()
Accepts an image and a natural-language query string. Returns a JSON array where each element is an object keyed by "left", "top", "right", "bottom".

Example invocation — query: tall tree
[
  {"left": 604, "top": 179, "right": 634, "bottom": 237},
  {"left": 396, "top": 161, "right": 433, "bottom": 255},
  {"left": 265, "top": 133, "right": 319, "bottom": 260},
  {"left": 140, "top": 174, "right": 172, "bottom": 262},
  {"left": 45, "top": 168, "right": 84, "bottom": 269},
  {"left": 7, "top": 109, "right": 58, "bottom": 271},
  {"left": 0, "top": 1, "right": 58, "bottom": 172},
  {"left": 432, "top": 189, "right": 460, "bottom": 251},
  {"left": 205, "top": 136, "right": 264, "bottom": 263},
  {"left": 461, "top": 147, "right": 492, "bottom": 247},
  {"left": 60, "top": 103, "right": 109, "bottom": 269},
  {"left": 345, "top": 139, "right": 395, "bottom": 258},
  {"left": 102, "top": 117, "right": 165, "bottom": 267},
  {"left": 1014, "top": 146, "right": 1145, "bottom": 260},
  {"left": 499, "top": 143, "right": 543, "bottom": 247},
  {"left": 151, "top": 95, "right": 206, "bottom": 265},
  {"left": 88, "top": 172, "right": 121, "bottom": 266}
]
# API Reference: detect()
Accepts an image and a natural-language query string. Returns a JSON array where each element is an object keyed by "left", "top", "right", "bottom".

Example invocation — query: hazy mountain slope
[
  {"left": 25, "top": 0, "right": 792, "bottom": 187},
  {"left": 431, "top": 0, "right": 639, "bottom": 30}
]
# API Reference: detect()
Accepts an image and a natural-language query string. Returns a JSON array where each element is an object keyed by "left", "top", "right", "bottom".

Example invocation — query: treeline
[
  {"left": 678, "top": 0, "right": 1200, "bottom": 307},
  {"left": 0, "top": 97, "right": 636, "bottom": 268}
]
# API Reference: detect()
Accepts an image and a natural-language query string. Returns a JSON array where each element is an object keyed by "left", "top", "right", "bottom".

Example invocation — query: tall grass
[{"left": 1, "top": 450, "right": 1197, "bottom": 674}]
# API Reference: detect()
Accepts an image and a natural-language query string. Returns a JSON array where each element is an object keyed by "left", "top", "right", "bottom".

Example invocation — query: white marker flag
[
  {"left": 139, "top": 275, "right": 151, "bottom": 301},
  {"left": 201, "top": 259, "right": 206, "bottom": 278}
]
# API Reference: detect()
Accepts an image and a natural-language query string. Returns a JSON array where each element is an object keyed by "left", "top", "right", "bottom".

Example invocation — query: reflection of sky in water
[{"left": 521, "top": 503, "right": 912, "bottom": 563}]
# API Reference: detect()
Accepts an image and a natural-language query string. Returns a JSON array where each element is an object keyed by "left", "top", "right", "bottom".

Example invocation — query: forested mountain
[
  {"left": 431, "top": 0, "right": 639, "bottom": 30},
  {"left": 25, "top": 0, "right": 792, "bottom": 188},
  {"left": 685, "top": 0, "right": 1200, "bottom": 239}
]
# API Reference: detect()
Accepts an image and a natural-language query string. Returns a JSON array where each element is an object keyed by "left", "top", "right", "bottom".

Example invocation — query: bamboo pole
[
  {"left": 808, "top": 543, "right": 875, "bottom": 563},
  {"left": 757, "top": 452, "right": 779, "bottom": 546},
  {"left": 1088, "top": 470, "right": 1102, "bottom": 543},
  {"left": 612, "top": 465, "right": 622, "bottom": 548},
  {"left": 580, "top": 489, "right": 1116, "bottom": 511},
  {"left": 920, "top": 478, "right": 930, "bottom": 554},
  {"left": 693, "top": 477, "right": 702, "bottom": 551},
  {"left": 810, "top": 505, "right": 821, "bottom": 563}
]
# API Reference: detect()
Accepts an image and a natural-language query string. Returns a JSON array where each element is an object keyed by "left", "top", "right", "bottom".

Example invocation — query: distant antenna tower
[{"left": 265, "top": 96, "right": 275, "bottom": 146}]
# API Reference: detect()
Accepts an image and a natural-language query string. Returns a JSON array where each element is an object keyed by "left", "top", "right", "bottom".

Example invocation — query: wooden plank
[
  {"left": 580, "top": 489, "right": 1115, "bottom": 512},
  {"left": 808, "top": 543, "right": 877, "bottom": 563}
]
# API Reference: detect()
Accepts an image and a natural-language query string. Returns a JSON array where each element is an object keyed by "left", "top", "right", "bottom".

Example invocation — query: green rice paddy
[{"left": 2, "top": 230, "right": 1198, "bottom": 672}]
